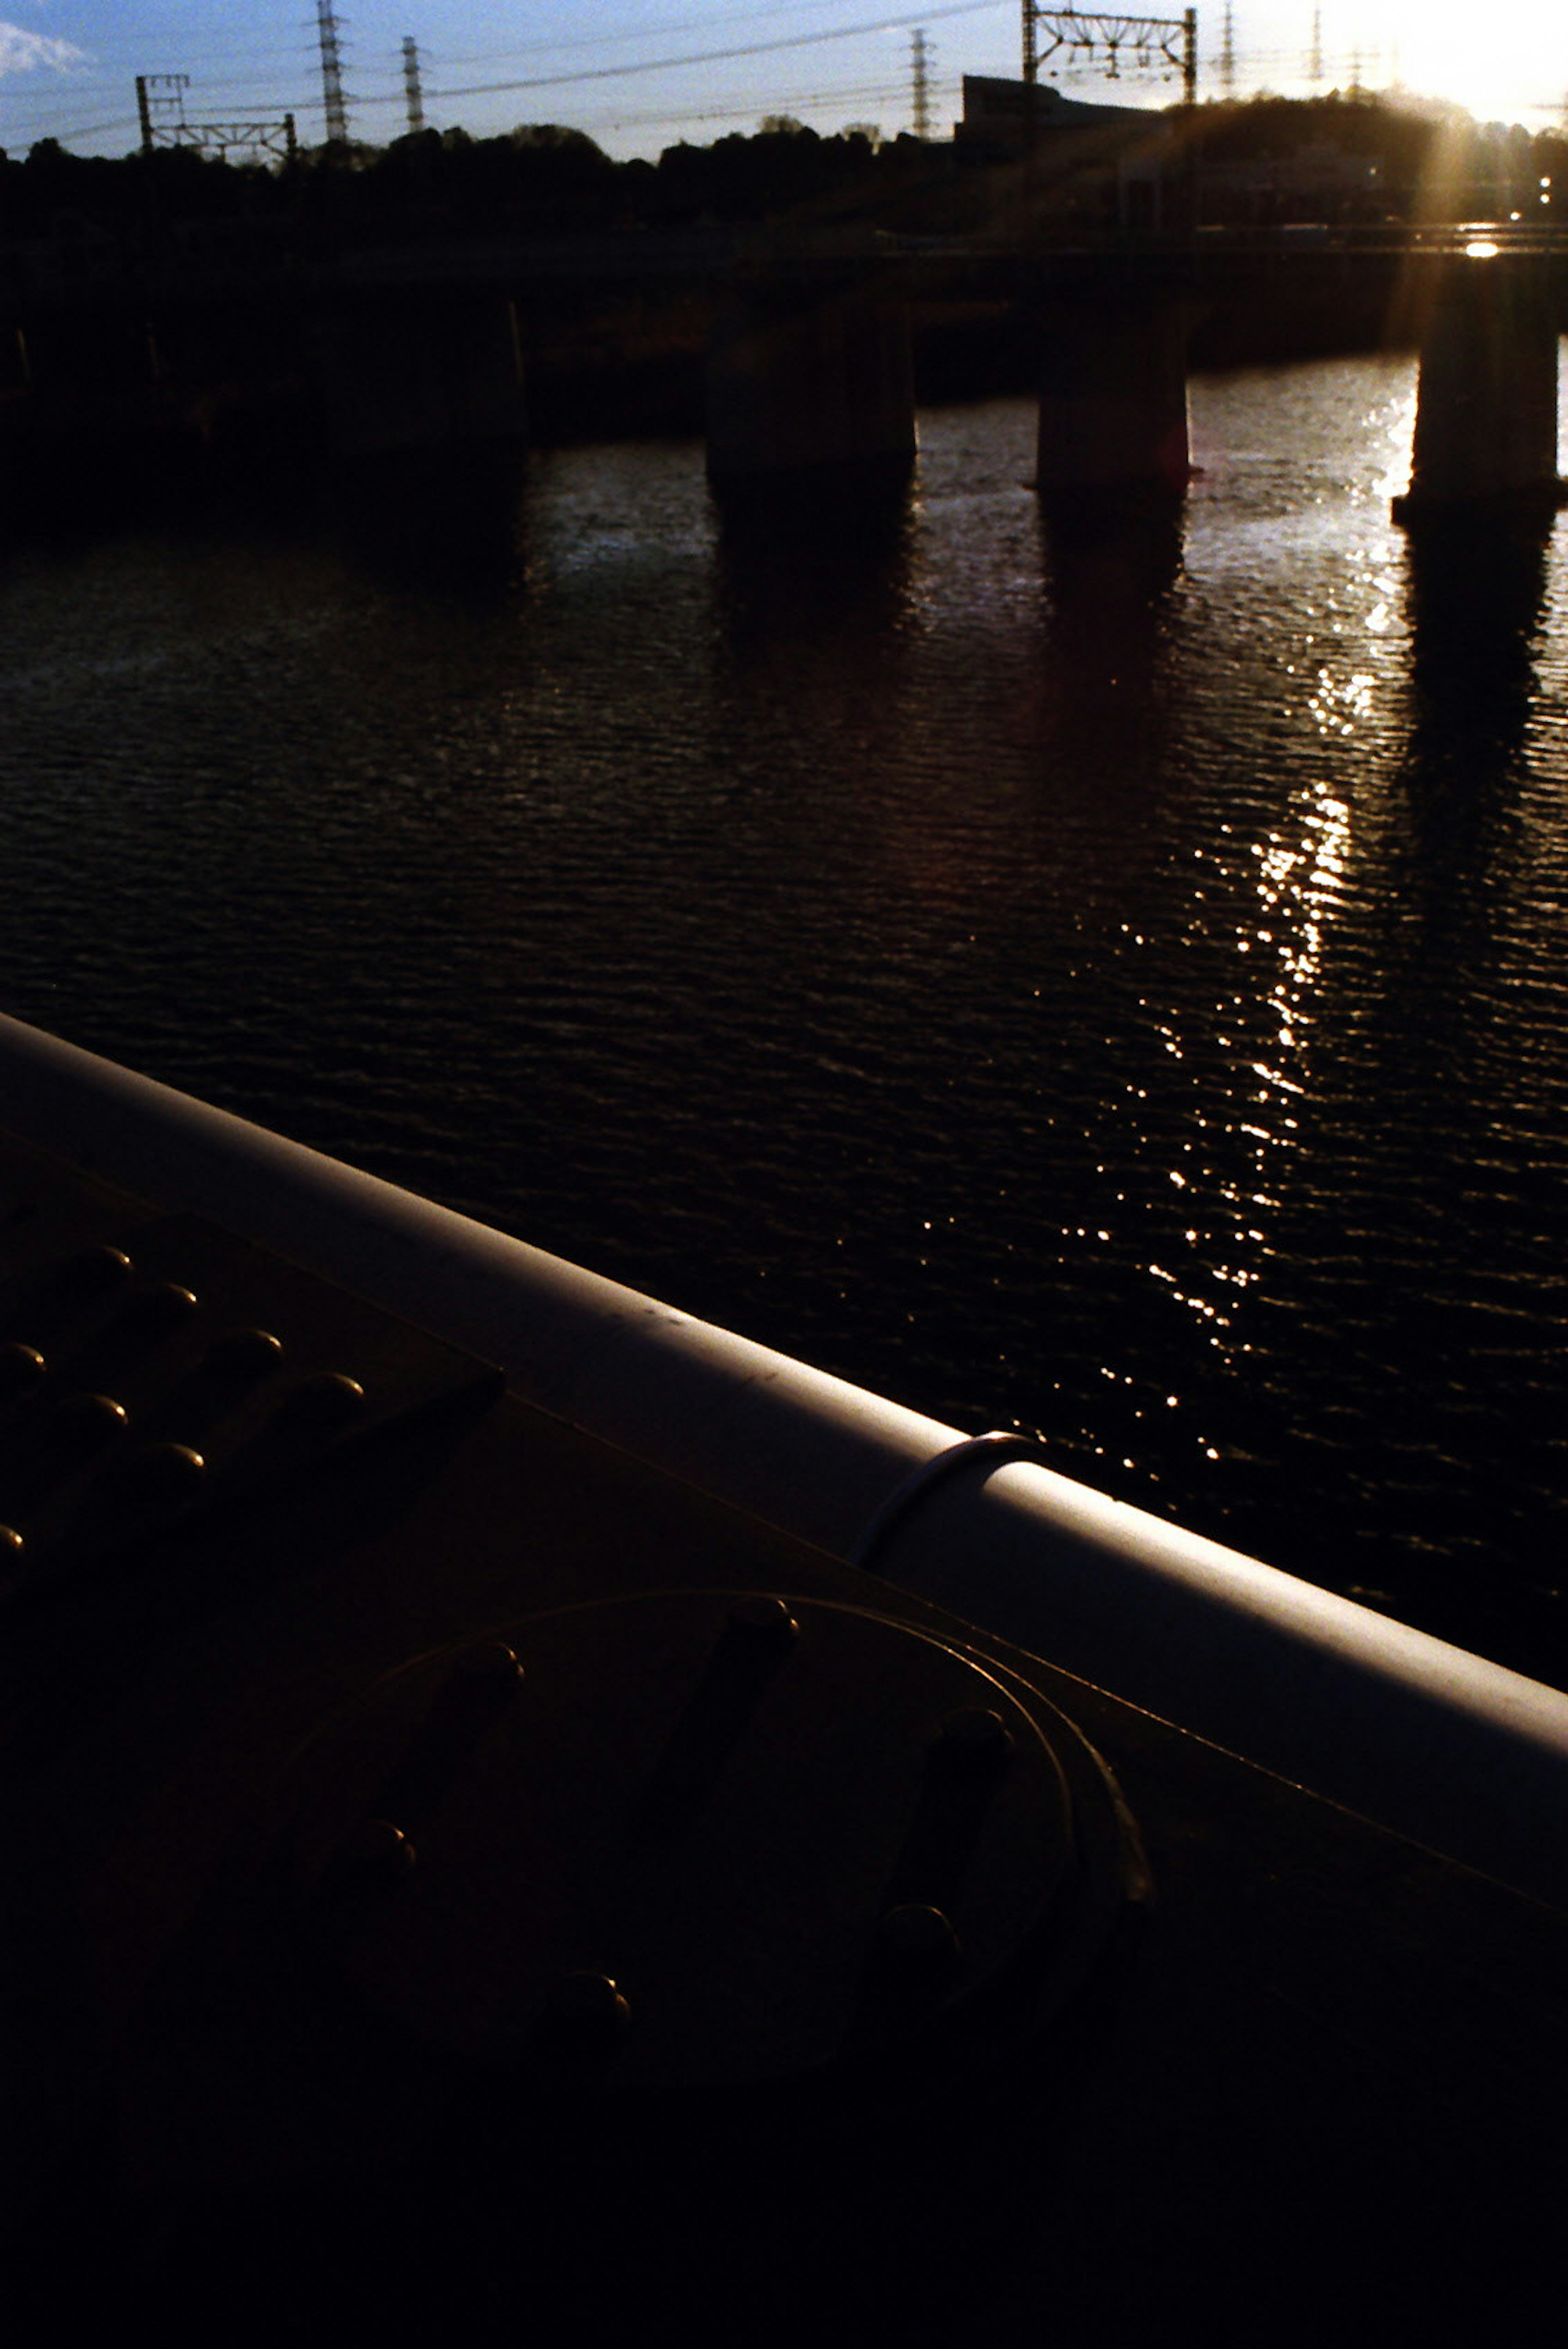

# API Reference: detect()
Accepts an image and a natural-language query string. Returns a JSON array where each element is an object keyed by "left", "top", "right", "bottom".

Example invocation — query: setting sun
[{"left": 1277, "top": 1, "right": 1568, "bottom": 128}]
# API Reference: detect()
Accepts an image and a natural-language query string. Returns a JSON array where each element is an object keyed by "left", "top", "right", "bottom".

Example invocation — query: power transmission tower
[
  {"left": 1021, "top": 10, "right": 1199, "bottom": 107},
  {"left": 316, "top": 0, "right": 350, "bottom": 146},
  {"left": 403, "top": 36, "right": 426, "bottom": 134},
  {"left": 1220, "top": 1, "right": 1235, "bottom": 97},
  {"left": 911, "top": 29, "right": 933, "bottom": 139},
  {"left": 1310, "top": 6, "right": 1323, "bottom": 89}
]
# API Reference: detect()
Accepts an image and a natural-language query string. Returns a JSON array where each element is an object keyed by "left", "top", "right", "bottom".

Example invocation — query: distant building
[
  {"left": 954, "top": 76, "right": 1177, "bottom": 235},
  {"left": 1196, "top": 140, "right": 1385, "bottom": 226},
  {"left": 956, "top": 77, "right": 1149, "bottom": 152}
]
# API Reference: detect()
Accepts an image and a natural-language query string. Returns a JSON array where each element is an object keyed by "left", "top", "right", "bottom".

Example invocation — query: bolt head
[
  {"left": 289, "top": 1371, "right": 366, "bottom": 1430},
  {"left": 457, "top": 1640, "right": 524, "bottom": 1685},
  {"left": 55, "top": 1392, "right": 130, "bottom": 1450},
  {"left": 119, "top": 1441, "right": 207, "bottom": 1508},
  {"left": 876, "top": 1902, "right": 964, "bottom": 1985},
  {"left": 936, "top": 1706, "right": 1015, "bottom": 1764},
  {"left": 726, "top": 1593, "right": 800, "bottom": 1644},
  {"left": 207, "top": 1326, "right": 285, "bottom": 1380},
  {"left": 547, "top": 1970, "right": 632, "bottom": 2037},
  {"left": 343, "top": 1818, "right": 417, "bottom": 1878},
  {"left": 0, "top": 1343, "right": 46, "bottom": 1403}
]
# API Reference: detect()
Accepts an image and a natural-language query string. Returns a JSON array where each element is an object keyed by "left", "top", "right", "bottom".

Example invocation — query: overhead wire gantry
[
  {"left": 1021, "top": 7, "right": 1198, "bottom": 105},
  {"left": 135, "top": 74, "right": 297, "bottom": 164}
]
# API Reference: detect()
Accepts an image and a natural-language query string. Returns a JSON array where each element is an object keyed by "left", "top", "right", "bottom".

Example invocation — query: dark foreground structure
[{"left": 2, "top": 1012, "right": 1566, "bottom": 2342}]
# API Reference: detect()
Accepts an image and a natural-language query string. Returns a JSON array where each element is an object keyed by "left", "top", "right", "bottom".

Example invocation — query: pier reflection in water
[{"left": 0, "top": 355, "right": 1566, "bottom": 1681}]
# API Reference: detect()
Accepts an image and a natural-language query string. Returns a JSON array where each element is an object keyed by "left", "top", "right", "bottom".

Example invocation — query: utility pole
[
  {"left": 911, "top": 29, "right": 933, "bottom": 139},
  {"left": 316, "top": 0, "right": 349, "bottom": 147},
  {"left": 402, "top": 36, "right": 426, "bottom": 134}
]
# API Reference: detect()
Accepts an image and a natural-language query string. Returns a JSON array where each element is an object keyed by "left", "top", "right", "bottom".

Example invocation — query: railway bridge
[{"left": 3, "top": 222, "right": 1565, "bottom": 522}]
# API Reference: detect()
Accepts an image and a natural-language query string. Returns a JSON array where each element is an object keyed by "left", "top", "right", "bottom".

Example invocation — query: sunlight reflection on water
[{"left": 0, "top": 354, "right": 1565, "bottom": 1676}]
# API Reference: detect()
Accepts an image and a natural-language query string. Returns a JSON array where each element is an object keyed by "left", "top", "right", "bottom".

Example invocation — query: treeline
[
  {"left": 4, "top": 96, "right": 1566, "bottom": 243},
  {"left": 1189, "top": 93, "right": 1568, "bottom": 220},
  {"left": 0, "top": 120, "right": 959, "bottom": 241}
]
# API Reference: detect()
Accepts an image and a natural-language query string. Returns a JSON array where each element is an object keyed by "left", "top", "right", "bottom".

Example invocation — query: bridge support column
[
  {"left": 316, "top": 295, "right": 526, "bottom": 462},
  {"left": 1394, "top": 254, "right": 1565, "bottom": 522},
  {"left": 1036, "top": 298, "right": 1192, "bottom": 511},
  {"left": 706, "top": 275, "right": 915, "bottom": 501}
]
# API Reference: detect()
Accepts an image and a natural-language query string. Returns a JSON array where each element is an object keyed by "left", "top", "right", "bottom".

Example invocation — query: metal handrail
[{"left": 3, "top": 1006, "right": 1566, "bottom": 1904}]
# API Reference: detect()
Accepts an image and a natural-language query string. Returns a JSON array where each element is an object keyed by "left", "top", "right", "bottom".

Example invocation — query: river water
[{"left": 2, "top": 355, "right": 1566, "bottom": 1682}]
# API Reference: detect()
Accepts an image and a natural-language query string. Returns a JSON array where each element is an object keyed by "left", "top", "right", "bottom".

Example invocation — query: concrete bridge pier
[
  {"left": 705, "top": 273, "right": 915, "bottom": 503},
  {"left": 1394, "top": 254, "right": 1566, "bottom": 522},
  {"left": 0, "top": 309, "right": 199, "bottom": 524},
  {"left": 1036, "top": 296, "right": 1194, "bottom": 514},
  {"left": 315, "top": 294, "right": 527, "bottom": 465}
]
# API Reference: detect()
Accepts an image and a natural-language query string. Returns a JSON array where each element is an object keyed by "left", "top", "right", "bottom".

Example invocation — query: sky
[{"left": 2, "top": 3, "right": 1565, "bottom": 165}]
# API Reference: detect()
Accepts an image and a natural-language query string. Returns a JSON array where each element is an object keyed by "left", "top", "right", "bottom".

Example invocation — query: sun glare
[{"left": 1374, "top": 2, "right": 1568, "bottom": 128}]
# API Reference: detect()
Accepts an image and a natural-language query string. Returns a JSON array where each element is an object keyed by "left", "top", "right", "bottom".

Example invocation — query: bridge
[{"left": 3, "top": 221, "right": 1566, "bottom": 524}]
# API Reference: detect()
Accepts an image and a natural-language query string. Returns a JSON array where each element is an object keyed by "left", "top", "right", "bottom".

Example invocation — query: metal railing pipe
[{"left": 3, "top": 1009, "right": 1566, "bottom": 1903}]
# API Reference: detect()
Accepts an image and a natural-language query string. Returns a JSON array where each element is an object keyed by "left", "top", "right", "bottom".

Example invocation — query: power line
[
  {"left": 585, "top": 79, "right": 947, "bottom": 134},
  {"left": 425, "top": 1, "right": 1013, "bottom": 105},
  {"left": 547, "top": 56, "right": 960, "bottom": 136},
  {"left": 431, "top": 0, "right": 922, "bottom": 71},
  {"left": 15, "top": 11, "right": 1560, "bottom": 161}
]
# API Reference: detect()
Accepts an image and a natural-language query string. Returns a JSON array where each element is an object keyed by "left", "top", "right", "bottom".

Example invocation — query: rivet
[
  {"left": 876, "top": 1902, "right": 963, "bottom": 1978},
  {"left": 125, "top": 1282, "right": 200, "bottom": 1340},
  {"left": 286, "top": 1372, "right": 366, "bottom": 1432},
  {"left": 76, "top": 1244, "right": 135, "bottom": 1289},
  {"left": 726, "top": 1593, "right": 800, "bottom": 1644},
  {"left": 29, "top": 1245, "right": 134, "bottom": 1336},
  {"left": 457, "top": 1641, "right": 523, "bottom": 1684},
  {"left": 118, "top": 1441, "right": 207, "bottom": 1507},
  {"left": 0, "top": 1342, "right": 47, "bottom": 1403},
  {"left": 0, "top": 1525, "right": 24, "bottom": 1597},
  {"left": 547, "top": 1970, "right": 632, "bottom": 2037},
  {"left": 54, "top": 1391, "right": 130, "bottom": 1449},
  {"left": 49, "top": 1245, "right": 135, "bottom": 1313},
  {"left": 935, "top": 1706, "right": 1016, "bottom": 1765},
  {"left": 342, "top": 1818, "right": 417, "bottom": 1879},
  {"left": 206, "top": 1326, "right": 285, "bottom": 1380}
]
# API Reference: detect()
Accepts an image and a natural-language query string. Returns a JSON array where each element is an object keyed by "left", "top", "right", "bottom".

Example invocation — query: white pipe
[
  {"left": 0, "top": 1016, "right": 947, "bottom": 1552},
  {"left": 3, "top": 1009, "right": 1566, "bottom": 1905}
]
